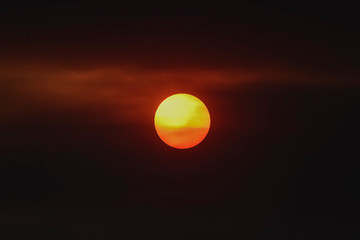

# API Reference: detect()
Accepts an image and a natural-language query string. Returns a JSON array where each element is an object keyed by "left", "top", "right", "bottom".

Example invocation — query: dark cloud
[{"left": 1, "top": 1, "right": 359, "bottom": 239}]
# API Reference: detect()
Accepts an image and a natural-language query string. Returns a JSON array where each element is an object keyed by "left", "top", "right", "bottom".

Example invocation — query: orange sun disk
[{"left": 154, "top": 93, "right": 210, "bottom": 149}]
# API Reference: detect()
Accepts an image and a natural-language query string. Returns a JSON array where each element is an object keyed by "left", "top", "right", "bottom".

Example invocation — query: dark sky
[{"left": 1, "top": 1, "right": 359, "bottom": 239}]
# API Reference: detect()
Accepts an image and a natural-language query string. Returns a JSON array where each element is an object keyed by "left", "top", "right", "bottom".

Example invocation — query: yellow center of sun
[{"left": 154, "top": 93, "right": 210, "bottom": 149}]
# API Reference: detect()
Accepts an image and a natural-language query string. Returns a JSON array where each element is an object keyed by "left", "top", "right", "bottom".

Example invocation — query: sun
[{"left": 154, "top": 93, "right": 210, "bottom": 149}]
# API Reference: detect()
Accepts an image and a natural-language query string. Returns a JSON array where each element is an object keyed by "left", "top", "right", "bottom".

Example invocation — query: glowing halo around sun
[{"left": 154, "top": 93, "right": 211, "bottom": 149}]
